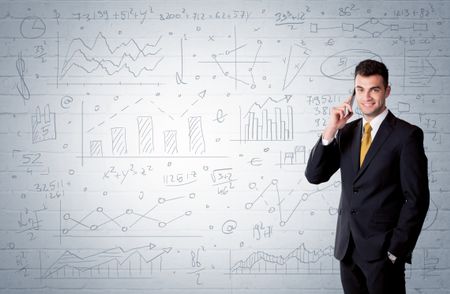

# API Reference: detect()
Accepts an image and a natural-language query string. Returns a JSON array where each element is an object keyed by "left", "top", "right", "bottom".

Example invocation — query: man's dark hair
[{"left": 354, "top": 59, "right": 389, "bottom": 88}]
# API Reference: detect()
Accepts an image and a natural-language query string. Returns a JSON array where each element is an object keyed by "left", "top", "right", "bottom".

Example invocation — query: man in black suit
[{"left": 305, "top": 59, "right": 429, "bottom": 294}]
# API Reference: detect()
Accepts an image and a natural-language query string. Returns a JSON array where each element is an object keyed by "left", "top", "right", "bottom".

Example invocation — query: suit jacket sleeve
[
  {"left": 389, "top": 128, "right": 430, "bottom": 260},
  {"left": 305, "top": 135, "right": 341, "bottom": 184}
]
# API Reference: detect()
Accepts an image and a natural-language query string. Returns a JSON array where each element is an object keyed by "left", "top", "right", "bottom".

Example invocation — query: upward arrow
[{"left": 198, "top": 90, "right": 207, "bottom": 99}]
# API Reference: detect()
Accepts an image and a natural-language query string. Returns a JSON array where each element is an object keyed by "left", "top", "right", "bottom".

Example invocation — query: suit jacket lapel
[{"left": 354, "top": 111, "right": 396, "bottom": 182}]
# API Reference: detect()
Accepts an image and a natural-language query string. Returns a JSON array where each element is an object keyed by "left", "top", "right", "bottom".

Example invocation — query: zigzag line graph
[
  {"left": 231, "top": 243, "right": 334, "bottom": 274},
  {"left": 42, "top": 243, "right": 172, "bottom": 279},
  {"left": 60, "top": 32, "right": 164, "bottom": 78},
  {"left": 62, "top": 194, "right": 195, "bottom": 234},
  {"left": 245, "top": 179, "right": 340, "bottom": 226},
  {"left": 243, "top": 95, "right": 292, "bottom": 119}
]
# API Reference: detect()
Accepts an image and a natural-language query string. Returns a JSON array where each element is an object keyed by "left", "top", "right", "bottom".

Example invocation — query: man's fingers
[
  {"left": 343, "top": 102, "right": 353, "bottom": 116},
  {"left": 335, "top": 107, "right": 345, "bottom": 120}
]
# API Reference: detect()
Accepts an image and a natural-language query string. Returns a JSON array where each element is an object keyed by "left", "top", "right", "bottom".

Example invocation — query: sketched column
[
  {"left": 188, "top": 116, "right": 205, "bottom": 154},
  {"left": 111, "top": 127, "right": 127, "bottom": 155},
  {"left": 137, "top": 116, "right": 154, "bottom": 154},
  {"left": 294, "top": 145, "right": 306, "bottom": 164},
  {"left": 90, "top": 140, "right": 103, "bottom": 157},
  {"left": 164, "top": 130, "right": 178, "bottom": 154},
  {"left": 287, "top": 106, "right": 293, "bottom": 140}
]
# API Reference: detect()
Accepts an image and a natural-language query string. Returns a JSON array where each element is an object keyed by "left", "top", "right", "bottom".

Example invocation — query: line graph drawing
[
  {"left": 241, "top": 95, "right": 293, "bottom": 142},
  {"left": 230, "top": 243, "right": 335, "bottom": 275},
  {"left": 59, "top": 32, "right": 164, "bottom": 78},
  {"left": 42, "top": 243, "right": 172, "bottom": 279},
  {"left": 62, "top": 193, "right": 195, "bottom": 235},
  {"left": 245, "top": 179, "right": 340, "bottom": 226}
]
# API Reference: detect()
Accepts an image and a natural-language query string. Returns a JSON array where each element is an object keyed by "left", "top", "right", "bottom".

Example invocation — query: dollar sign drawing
[{"left": 16, "top": 52, "right": 30, "bottom": 102}]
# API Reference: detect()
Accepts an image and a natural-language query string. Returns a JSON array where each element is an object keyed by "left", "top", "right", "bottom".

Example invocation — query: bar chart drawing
[
  {"left": 241, "top": 96, "right": 294, "bottom": 142},
  {"left": 83, "top": 100, "right": 216, "bottom": 157}
]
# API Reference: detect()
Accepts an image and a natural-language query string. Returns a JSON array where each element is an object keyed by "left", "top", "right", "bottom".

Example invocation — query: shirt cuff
[
  {"left": 321, "top": 136, "right": 333, "bottom": 146},
  {"left": 387, "top": 251, "right": 397, "bottom": 263}
]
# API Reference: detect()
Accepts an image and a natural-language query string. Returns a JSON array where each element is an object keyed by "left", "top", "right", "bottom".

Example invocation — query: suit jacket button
[{"left": 351, "top": 209, "right": 357, "bottom": 215}]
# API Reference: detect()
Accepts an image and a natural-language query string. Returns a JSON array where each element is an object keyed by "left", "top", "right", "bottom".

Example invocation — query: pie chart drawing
[
  {"left": 320, "top": 49, "right": 382, "bottom": 80},
  {"left": 20, "top": 16, "right": 46, "bottom": 39}
]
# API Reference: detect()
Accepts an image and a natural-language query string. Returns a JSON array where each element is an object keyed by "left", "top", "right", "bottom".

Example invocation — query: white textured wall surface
[{"left": 0, "top": 1, "right": 449, "bottom": 293}]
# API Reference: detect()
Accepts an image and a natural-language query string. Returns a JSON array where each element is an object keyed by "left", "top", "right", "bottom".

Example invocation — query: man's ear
[{"left": 385, "top": 84, "right": 391, "bottom": 98}]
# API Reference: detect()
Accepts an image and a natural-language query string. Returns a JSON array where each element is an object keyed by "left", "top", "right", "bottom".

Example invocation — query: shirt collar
[{"left": 362, "top": 108, "right": 389, "bottom": 138}]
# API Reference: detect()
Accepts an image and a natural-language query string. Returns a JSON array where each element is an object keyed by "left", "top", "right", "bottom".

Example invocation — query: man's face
[{"left": 354, "top": 74, "right": 391, "bottom": 121}]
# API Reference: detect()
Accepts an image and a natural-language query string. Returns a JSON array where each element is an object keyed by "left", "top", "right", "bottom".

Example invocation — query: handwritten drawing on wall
[{"left": 0, "top": 1, "right": 449, "bottom": 293}]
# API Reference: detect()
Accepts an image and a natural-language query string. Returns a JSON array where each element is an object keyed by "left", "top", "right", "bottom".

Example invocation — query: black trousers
[{"left": 340, "top": 236, "right": 406, "bottom": 294}]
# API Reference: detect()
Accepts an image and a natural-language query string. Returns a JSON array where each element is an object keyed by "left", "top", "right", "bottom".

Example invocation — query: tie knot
[{"left": 364, "top": 122, "right": 372, "bottom": 134}]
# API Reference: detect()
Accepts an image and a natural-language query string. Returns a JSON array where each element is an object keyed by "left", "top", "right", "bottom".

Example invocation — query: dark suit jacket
[{"left": 305, "top": 111, "right": 429, "bottom": 263}]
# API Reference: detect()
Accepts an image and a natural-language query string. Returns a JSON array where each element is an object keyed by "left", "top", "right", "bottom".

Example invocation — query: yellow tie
[{"left": 360, "top": 122, "right": 372, "bottom": 166}]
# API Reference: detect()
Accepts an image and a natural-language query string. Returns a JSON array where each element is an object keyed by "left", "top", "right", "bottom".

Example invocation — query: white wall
[{"left": 0, "top": 0, "right": 449, "bottom": 293}]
